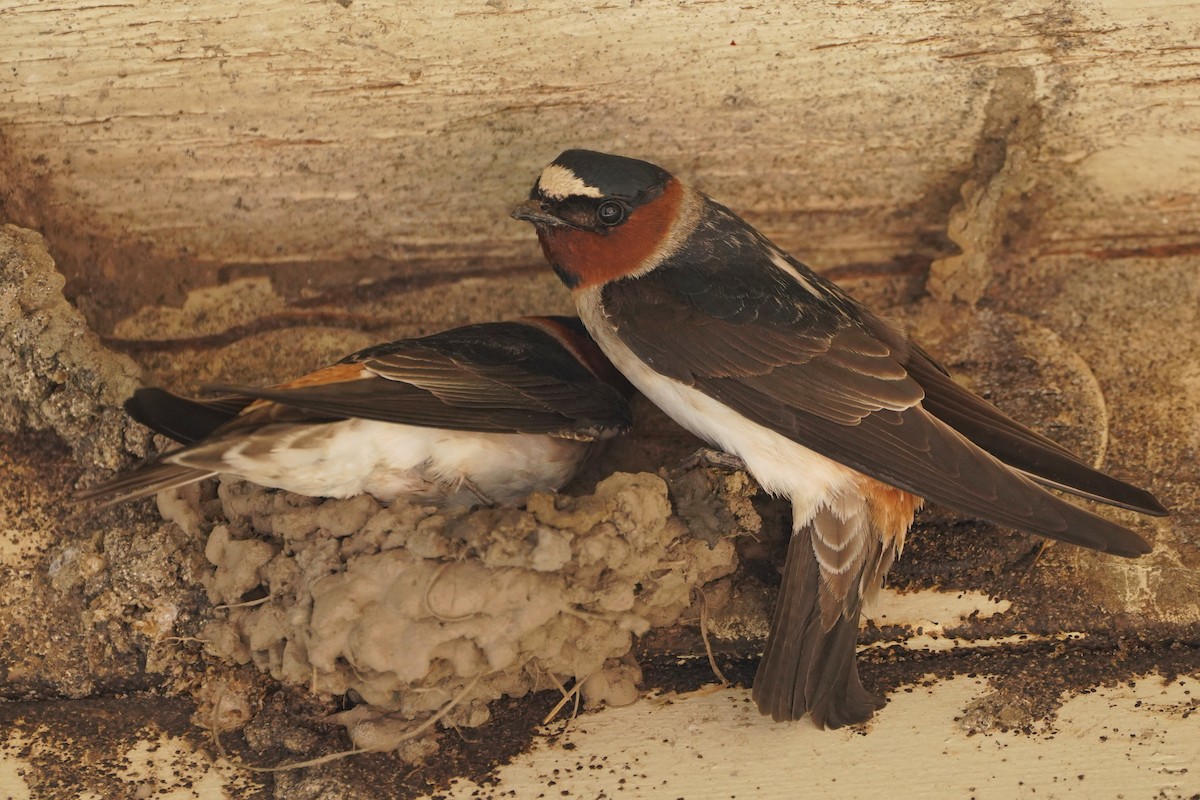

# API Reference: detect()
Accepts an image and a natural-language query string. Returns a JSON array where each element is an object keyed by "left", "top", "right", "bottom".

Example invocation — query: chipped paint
[{"left": 430, "top": 675, "right": 1200, "bottom": 799}]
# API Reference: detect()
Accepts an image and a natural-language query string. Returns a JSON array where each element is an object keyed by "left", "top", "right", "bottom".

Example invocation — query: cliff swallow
[
  {"left": 513, "top": 149, "right": 1167, "bottom": 728},
  {"left": 77, "top": 316, "right": 633, "bottom": 508}
]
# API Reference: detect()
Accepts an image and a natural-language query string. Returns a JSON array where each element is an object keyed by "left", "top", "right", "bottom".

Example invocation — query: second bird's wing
[
  {"left": 211, "top": 321, "right": 632, "bottom": 440},
  {"left": 124, "top": 388, "right": 254, "bottom": 444}
]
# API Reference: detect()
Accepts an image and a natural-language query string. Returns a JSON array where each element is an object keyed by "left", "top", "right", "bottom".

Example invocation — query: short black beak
[{"left": 511, "top": 199, "right": 573, "bottom": 228}]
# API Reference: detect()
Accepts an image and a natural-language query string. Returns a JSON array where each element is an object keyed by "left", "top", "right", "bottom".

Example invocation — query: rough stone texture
[{"left": 0, "top": 224, "right": 147, "bottom": 472}]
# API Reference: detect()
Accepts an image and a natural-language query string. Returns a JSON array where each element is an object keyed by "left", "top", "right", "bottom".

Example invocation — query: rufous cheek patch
[{"left": 539, "top": 179, "right": 685, "bottom": 291}]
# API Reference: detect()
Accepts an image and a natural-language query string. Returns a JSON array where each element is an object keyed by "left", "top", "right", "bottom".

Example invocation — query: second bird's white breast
[{"left": 181, "top": 418, "right": 590, "bottom": 506}]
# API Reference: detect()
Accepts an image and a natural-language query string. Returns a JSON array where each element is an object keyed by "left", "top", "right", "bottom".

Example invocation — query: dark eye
[{"left": 596, "top": 200, "right": 626, "bottom": 226}]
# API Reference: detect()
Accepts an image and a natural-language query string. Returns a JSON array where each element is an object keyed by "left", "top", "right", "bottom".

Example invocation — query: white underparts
[{"left": 171, "top": 419, "right": 591, "bottom": 506}]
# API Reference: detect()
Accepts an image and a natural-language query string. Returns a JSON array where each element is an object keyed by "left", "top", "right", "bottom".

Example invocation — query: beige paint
[
  {"left": 117, "top": 737, "right": 237, "bottom": 799},
  {"left": 0, "top": 730, "right": 245, "bottom": 800},
  {"left": 434, "top": 675, "right": 1200, "bottom": 799},
  {"left": 866, "top": 587, "right": 1011, "bottom": 634},
  {"left": 0, "top": 733, "right": 32, "bottom": 800},
  {"left": 3, "top": 673, "right": 1197, "bottom": 797}
]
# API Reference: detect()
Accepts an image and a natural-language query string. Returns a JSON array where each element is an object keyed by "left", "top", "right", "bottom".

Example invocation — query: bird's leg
[
  {"left": 681, "top": 446, "right": 748, "bottom": 473},
  {"left": 459, "top": 477, "right": 497, "bottom": 507},
  {"left": 1017, "top": 538, "right": 1054, "bottom": 582}
]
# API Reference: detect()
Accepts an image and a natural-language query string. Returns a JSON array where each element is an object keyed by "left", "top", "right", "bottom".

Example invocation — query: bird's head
[{"left": 511, "top": 149, "right": 697, "bottom": 290}]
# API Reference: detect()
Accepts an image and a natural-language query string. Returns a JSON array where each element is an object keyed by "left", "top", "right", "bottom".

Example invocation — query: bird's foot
[
  {"left": 1016, "top": 538, "right": 1053, "bottom": 582},
  {"left": 681, "top": 447, "right": 747, "bottom": 473}
]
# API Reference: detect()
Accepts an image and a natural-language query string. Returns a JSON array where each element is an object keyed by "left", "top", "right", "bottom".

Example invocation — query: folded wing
[{"left": 603, "top": 255, "right": 1160, "bottom": 555}]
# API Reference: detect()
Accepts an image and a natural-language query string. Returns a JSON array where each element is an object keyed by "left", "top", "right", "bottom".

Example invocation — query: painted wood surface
[{"left": 2, "top": 0, "right": 1198, "bottom": 327}]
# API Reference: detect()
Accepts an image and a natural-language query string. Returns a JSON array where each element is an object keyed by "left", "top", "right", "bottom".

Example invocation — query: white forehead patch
[{"left": 537, "top": 164, "right": 605, "bottom": 200}]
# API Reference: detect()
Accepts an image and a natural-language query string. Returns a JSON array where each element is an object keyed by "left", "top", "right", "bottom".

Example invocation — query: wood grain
[{"left": 2, "top": 1, "right": 1198, "bottom": 328}]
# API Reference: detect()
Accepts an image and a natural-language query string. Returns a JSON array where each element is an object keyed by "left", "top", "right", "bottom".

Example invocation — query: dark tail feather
[
  {"left": 125, "top": 388, "right": 249, "bottom": 445},
  {"left": 752, "top": 531, "right": 882, "bottom": 728},
  {"left": 72, "top": 462, "right": 216, "bottom": 508}
]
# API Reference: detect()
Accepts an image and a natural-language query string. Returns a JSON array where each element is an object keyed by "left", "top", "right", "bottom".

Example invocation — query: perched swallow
[
  {"left": 77, "top": 316, "right": 633, "bottom": 508},
  {"left": 513, "top": 149, "right": 1167, "bottom": 728}
]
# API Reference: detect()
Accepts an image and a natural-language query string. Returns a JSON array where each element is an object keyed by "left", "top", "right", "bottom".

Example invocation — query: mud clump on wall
[{"left": 0, "top": 224, "right": 147, "bottom": 470}]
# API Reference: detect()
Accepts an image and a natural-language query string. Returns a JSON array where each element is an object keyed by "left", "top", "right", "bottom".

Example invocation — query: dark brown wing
[
  {"left": 602, "top": 224, "right": 1157, "bottom": 555},
  {"left": 124, "top": 388, "right": 253, "bottom": 444},
  {"left": 210, "top": 320, "right": 632, "bottom": 440},
  {"left": 900, "top": 346, "right": 1165, "bottom": 514}
]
